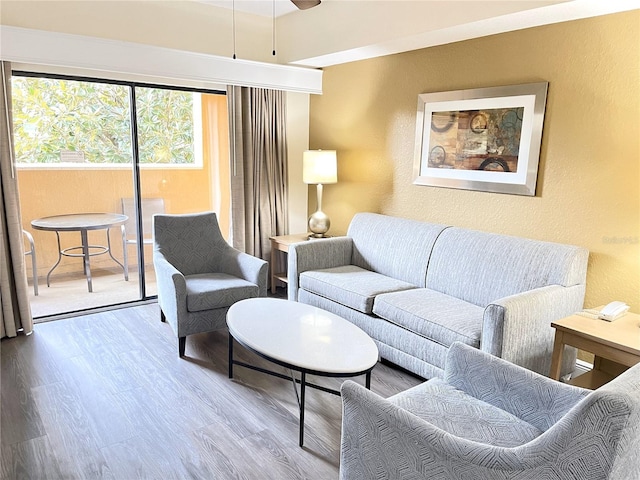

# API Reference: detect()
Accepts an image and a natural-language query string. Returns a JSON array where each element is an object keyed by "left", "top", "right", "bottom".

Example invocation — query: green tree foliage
[
  {"left": 12, "top": 77, "right": 195, "bottom": 164},
  {"left": 136, "top": 87, "right": 194, "bottom": 164}
]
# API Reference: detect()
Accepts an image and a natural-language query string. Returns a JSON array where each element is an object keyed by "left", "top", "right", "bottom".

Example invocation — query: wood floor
[{"left": 1, "top": 300, "right": 422, "bottom": 479}]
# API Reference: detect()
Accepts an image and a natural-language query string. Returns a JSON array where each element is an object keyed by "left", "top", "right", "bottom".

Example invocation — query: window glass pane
[
  {"left": 135, "top": 87, "right": 230, "bottom": 297},
  {"left": 135, "top": 87, "right": 198, "bottom": 165},
  {"left": 12, "top": 74, "right": 230, "bottom": 318},
  {"left": 12, "top": 77, "right": 132, "bottom": 164}
]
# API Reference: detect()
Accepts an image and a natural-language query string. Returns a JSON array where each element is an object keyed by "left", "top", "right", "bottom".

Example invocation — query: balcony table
[{"left": 31, "top": 213, "right": 128, "bottom": 293}]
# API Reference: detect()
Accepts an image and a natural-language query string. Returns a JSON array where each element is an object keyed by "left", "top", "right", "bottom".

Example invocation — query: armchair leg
[
  {"left": 160, "top": 310, "right": 166, "bottom": 323},
  {"left": 178, "top": 337, "right": 186, "bottom": 357}
]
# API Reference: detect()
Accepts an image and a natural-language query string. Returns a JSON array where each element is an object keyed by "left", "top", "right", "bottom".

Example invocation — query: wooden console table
[{"left": 549, "top": 309, "right": 640, "bottom": 389}]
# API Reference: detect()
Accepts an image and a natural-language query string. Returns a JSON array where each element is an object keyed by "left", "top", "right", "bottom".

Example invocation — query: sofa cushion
[
  {"left": 300, "top": 265, "right": 416, "bottom": 314},
  {"left": 373, "top": 288, "right": 483, "bottom": 348},
  {"left": 388, "top": 377, "right": 543, "bottom": 447},
  {"left": 185, "top": 273, "right": 258, "bottom": 312},
  {"left": 426, "top": 227, "right": 589, "bottom": 307},
  {"left": 347, "top": 213, "right": 449, "bottom": 288}
]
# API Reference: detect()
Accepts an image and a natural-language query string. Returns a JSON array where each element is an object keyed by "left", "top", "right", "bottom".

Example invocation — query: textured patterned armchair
[
  {"left": 340, "top": 342, "right": 640, "bottom": 480},
  {"left": 153, "top": 212, "right": 268, "bottom": 357}
]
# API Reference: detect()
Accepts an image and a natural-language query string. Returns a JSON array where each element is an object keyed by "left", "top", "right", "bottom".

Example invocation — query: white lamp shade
[{"left": 303, "top": 150, "right": 337, "bottom": 184}]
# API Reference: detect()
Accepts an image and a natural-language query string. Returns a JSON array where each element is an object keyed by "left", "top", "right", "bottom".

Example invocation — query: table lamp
[{"left": 303, "top": 149, "right": 337, "bottom": 238}]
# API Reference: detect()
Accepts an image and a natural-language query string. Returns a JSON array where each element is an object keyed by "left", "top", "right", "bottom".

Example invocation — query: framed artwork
[{"left": 413, "top": 82, "right": 548, "bottom": 196}]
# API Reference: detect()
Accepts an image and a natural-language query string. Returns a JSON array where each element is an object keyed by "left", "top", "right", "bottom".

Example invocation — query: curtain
[
  {"left": 0, "top": 61, "right": 33, "bottom": 338},
  {"left": 227, "top": 86, "right": 288, "bottom": 260}
]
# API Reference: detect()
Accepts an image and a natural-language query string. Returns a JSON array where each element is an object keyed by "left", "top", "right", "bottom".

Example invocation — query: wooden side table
[
  {"left": 269, "top": 233, "right": 310, "bottom": 294},
  {"left": 549, "top": 309, "right": 640, "bottom": 389}
]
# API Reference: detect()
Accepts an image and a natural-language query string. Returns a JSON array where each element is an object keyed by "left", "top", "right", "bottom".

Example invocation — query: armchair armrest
[
  {"left": 219, "top": 247, "right": 269, "bottom": 297},
  {"left": 482, "top": 283, "right": 586, "bottom": 376},
  {"left": 153, "top": 250, "right": 187, "bottom": 332},
  {"left": 287, "top": 236, "right": 353, "bottom": 301},
  {"left": 444, "top": 342, "right": 590, "bottom": 432},
  {"left": 340, "top": 379, "right": 621, "bottom": 480}
]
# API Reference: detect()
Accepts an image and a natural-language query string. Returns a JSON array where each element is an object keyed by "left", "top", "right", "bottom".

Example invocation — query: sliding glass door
[
  {"left": 133, "top": 85, "right": 231, "bottom": 298},
  {"left": 12, "top": 73, "right": 229, "bottom": 318}
]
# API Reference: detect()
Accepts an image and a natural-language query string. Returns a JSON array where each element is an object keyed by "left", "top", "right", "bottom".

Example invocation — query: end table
[
  {"left": 269, "top": 233, "right": 310, "bottom": 294},
  {"left": 549, "top": 309, "right": 640, "bottom": 389}
]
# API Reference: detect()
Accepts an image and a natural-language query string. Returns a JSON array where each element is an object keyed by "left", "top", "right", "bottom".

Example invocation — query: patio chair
[
  {"left": 120, "top": 197, "right": 165, "bottom": 280},
  {"left": 340, "top": 341, "right": 640, "bottom": 479},
  {"left": 23, "top": 229, "right": 38, "bottom": 296},
  {"left": 153, "top": 211, "right": 268, "bottom": 357}
]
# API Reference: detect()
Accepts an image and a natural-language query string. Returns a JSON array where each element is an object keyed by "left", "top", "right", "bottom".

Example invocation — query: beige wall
[{"left": 310, "top": 11, "right": 640, "bottom": 311}]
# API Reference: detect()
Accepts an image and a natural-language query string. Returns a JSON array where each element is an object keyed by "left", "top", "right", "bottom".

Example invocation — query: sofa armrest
[
  {"left": 444, "top": 342, "right": 590, "bottom": 431},
  {"left": 153, "top": 251, "right": 188, "bottom": 334},
  {"left": 287, "top": 236, "right": 353, "bottom": 301},
  {"left": 482, "top": 283, "right": 586, "bottom": 376}
]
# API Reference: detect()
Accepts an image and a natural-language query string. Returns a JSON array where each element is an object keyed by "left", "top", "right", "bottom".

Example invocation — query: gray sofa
[{"left": 288, "top": 213, "right": 588, "bottom": 379}]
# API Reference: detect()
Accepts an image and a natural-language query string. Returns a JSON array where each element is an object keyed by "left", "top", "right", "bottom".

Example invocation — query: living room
[{"left": 1, "top": 1, "right": 639, "bottom": 478}]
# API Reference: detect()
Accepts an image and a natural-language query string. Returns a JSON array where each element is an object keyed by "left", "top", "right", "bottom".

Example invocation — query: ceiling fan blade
[{"left": 291, "top": 0, "right": 321, "bottom": 10}]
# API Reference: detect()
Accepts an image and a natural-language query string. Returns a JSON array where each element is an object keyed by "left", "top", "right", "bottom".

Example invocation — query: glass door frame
[{"left": 13, "top": 70, "right": 225, "bottom": 309}]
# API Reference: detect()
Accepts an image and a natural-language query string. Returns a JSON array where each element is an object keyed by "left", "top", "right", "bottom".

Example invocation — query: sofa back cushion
[
  {"left": 347, "top": 213, "right": 448, "bottom": 288},
  {"left": 426, "top": 227, "right": 589, "bottom": 307}
]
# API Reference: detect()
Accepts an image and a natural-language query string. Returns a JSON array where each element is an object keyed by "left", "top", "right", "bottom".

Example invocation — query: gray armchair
[
  {"left": 340, "top": 342, "right": 640, "bottom": 479},
  {"left": 153, "top": 212, "right": 268, "bottom": 357}
]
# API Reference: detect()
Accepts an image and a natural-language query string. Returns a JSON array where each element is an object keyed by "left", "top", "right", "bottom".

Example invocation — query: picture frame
[{"left": 413, "top": 82, "right": 548, "bottom": 196}]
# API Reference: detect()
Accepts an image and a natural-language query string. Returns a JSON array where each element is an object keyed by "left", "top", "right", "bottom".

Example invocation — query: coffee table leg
[
  {"left": 299, "top": 371, "right": 306, "bottom": 447},
  {"left": 365, "top": 371, "right": 371, "bottom": 389},
  {"left": 228, "top": 335, "right": 234, "bottom": 379}
]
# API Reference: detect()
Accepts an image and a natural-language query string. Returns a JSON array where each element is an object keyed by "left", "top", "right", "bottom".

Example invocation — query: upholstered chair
[
  {"left": 153, "top": 212, "right": 268, "bottom": 357},
  {"left": 340, "top": 342, "right": 640, "bottom": 479}
]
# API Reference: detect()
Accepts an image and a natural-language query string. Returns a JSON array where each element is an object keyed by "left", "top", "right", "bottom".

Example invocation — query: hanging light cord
[
  {"left": 272, "top": 0, "right": 276, "bottom": 56},
  {"left": 232, "top": 0, "right": 237, "bottom": 59}
]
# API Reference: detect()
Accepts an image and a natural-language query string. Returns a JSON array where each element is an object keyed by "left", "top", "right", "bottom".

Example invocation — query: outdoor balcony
[
  {"left": 13, "top": 79, "right": 230, "bottom": 320},
  {"left": 27, "top": 266, "right": 157, "bottom": 320}
]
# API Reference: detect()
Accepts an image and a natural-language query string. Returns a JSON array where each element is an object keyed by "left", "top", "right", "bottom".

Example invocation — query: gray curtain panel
[
  {"left": 227, "top": 86, "right": 288, "bottom": 261},
  {"left": 0, "top": 61, "right": 33, "bottom": 338}
]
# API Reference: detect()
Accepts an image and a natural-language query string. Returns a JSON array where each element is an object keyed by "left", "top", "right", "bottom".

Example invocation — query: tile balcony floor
[{"left": 28, "top": 266, "right": 157, "bottom": 321}]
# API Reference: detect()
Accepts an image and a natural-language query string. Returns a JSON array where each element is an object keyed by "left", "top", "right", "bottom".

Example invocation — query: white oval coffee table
[{"left": 227, "top": 298, "right": 379, "bottom": 447}]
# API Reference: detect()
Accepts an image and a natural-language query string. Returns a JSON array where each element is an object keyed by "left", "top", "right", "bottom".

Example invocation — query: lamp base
[{"left": 308, "top": 210, "right": 330, "bottom": 238}]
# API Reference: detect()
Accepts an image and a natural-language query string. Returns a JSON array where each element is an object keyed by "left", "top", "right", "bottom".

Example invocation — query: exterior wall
[{"left": 309, "top": 11, "right": 640, "bottom": 311}]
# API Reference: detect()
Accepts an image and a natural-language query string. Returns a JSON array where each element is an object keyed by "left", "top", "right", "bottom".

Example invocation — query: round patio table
[{"left": 31, "top": 213, "right": 128, "bottom": 293}]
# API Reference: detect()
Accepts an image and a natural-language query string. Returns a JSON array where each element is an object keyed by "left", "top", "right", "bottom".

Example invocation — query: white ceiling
[
  {"left": 200, "top": 0, "right": 299, "bottom": 17},
  {"left": 197, "top": 0, "right": 640, "bottom": 67}
]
